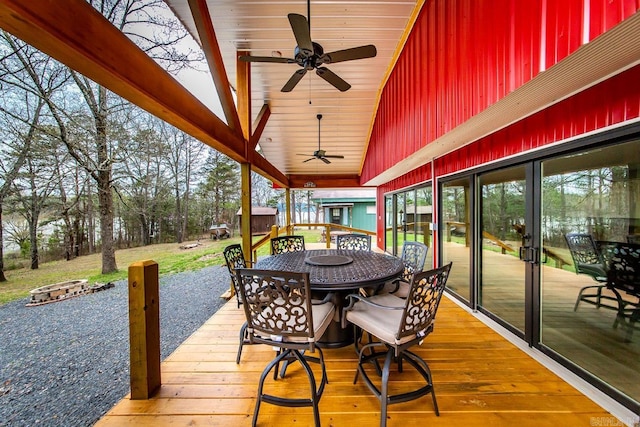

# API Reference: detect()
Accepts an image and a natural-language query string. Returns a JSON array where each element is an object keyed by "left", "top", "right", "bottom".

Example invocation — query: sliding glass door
[
  {"left": 478, "top": 166, "right": 529, "bottom": 335},
  {"left": 384, "top": 184, "right": 433, "bottom": 270},
  {"left": 438, "top": 135, "right": 640, "bottom": 411},
  {"left": 539, "top": 139, "right": 640, "bottom": 408}
]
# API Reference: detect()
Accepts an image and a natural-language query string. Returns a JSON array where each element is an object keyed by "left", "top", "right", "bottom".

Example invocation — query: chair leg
[
  {"left": 252, "top": 348, "right": 291, "bottom": 427},
  {"left": 379, "top": 348, "right": 394, "bottom": 427},
  {"left": 237, "top": 322, "right": 248, "bottom": 364},
  {"left": 253, "top": 348, "right": 327, "bottom": 427}
]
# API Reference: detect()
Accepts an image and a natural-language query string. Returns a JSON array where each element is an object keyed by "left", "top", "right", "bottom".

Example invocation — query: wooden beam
[
  {"left": 252, "top": 154, "right": 288, "bottom": 188},
  {"left": 0, "top": 0, "right": 246, "bottom": 162},
  {"left": 288, "top": 174, "right": 362, "bottom": 189},
  {"left": 187, "top": 0, "right": 242, "bottom": 136},
  {"left": 250, "top": 104, "right": 271, "bottom": 149},
  {"left": 236, "top": 51, "right": 251, "bottom": 149},
  {"left": 236, "top": 53, "right": 288, "bottom": 188}
]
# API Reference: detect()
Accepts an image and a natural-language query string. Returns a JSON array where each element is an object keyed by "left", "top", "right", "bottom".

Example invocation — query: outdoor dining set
[
  {"left": 564, "top": 232, "right": 640, "bottom": 342},
  {"left": 223, "top": 235, "right": 452, "bottom": 427}
]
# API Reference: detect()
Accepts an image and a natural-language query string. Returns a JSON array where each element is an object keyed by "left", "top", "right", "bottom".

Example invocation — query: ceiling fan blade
[
  {"left": 239, "top": 55, "right": 295, "bottom": 64},
  {"left": 288, "top": 13, "right": 313, "bottom": 55},
  {"left": 315, "top": 67, "right": 351, "bottom": 92},
  {"left": 320, "top": 157, "right": 331, "bottom": 164},
  {"left": 319, "top": 44, "right": 377, "bottom": 64},
  {"left": 281, "top": 69, "right": 307, "bottom": 92},
  {"left": 303, "top": 157, "right": 316, "bottom": 163},
  {"left": 323, "top": 155, "right": 345, "bottom": 159}
]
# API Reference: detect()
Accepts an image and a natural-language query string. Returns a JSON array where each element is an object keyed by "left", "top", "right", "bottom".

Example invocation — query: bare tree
[
  {"left": 0, "top": 35, "right": 48, "bottom": 279},
  {"left": 162, "top": 122, "right": 206, "bottom": 243},
  {"left": 115, "top": 114, "right": 171, "bottom": 245}
]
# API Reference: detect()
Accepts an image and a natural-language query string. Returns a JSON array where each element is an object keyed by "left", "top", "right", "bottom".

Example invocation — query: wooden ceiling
[{"left": 166, "top": 0, "right": 420, "bottom": 179}]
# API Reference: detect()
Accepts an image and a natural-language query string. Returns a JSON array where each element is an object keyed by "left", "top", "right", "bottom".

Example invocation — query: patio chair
[
  {"left": 564, "top": 233, "right": 616, "bottom": 311},
  {"left": 222, "top": 244, "right": 252, "bottom": 364},
  {"left": 336, "top": 233, "right": 372, "bottom": 251},
  {"left": 603, "top": 242, "right": 640, "bottom": 341},
  {"left": 235, "top": 268, "right": 335, "bottom": 427},
  {"left": 342, "top": 262, "right": 452, "bottom": 427},
  {"left": 270, "top": 235, "right": 306, "bottom": 255},
  {"left": 378, "top": 241, "right": 428, "bottom": 298}
]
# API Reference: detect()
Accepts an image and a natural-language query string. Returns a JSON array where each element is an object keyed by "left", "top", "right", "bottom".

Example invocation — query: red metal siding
[
  {"left": 361, "top": 0, "right": 639, "bottom": 184},
  {"left": 435, "top": 64, "right": 640, "bottom": 177}
]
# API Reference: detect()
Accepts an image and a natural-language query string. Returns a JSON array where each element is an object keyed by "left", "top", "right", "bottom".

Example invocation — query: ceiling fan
[
  {"left": 238, "top": 0, "right": 377, "bottom": 92},
  {"left": 298, "top": 114, "right": 344, "bottom": 164}
]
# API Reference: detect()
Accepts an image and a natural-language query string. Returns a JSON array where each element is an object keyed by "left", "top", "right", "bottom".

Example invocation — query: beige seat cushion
[{"left": 346, "top": 294, "right": 417, "bottom": 346}]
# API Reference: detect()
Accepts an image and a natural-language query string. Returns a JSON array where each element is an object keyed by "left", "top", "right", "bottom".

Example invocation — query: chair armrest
[
  {"left": 312, "top": 292, "right": 334, "bottom": 305},
  {"left": 342, "top": 293, "right": 403, "bottom": 328}
]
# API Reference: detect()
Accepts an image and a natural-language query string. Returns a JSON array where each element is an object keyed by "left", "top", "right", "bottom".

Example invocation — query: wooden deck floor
[{"left": 95, "top": 294, "right": 619, "bottom": 426}]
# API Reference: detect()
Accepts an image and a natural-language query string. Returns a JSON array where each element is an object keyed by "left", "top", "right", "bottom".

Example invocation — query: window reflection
[{"left": 541, "top": 139, "right": 640, "bottom": 405}]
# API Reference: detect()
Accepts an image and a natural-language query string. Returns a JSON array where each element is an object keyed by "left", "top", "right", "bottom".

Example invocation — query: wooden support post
[
  {"left": 240, "top": 162, "right": 252, "bottom": 263},
  {"left": 285, "top": 188, "right": 291, "bottom": 234},
  {"left": 269, "top": 225, "right": 279, "bottom": 254},
  {"left": 325, "top": 225, "right": 331, "bottom": 248},
  {"left": 237, "top": 50, "right": 253, "bottom": 264},
  {"left": 128, "top": 260, "right": 161, "bottom": 400}
]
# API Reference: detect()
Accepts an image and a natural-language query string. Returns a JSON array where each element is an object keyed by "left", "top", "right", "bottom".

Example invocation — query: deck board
[{"left": 96, "top": 296, "right": 619, "bottom": 427}]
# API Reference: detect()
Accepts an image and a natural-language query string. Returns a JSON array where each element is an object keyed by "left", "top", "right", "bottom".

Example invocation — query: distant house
[
  {"left": 236, "top": 206, "right": 279, "bottom": 236},
  {"left": 311, "top": 189, "right": 376, "bottom": 231}
]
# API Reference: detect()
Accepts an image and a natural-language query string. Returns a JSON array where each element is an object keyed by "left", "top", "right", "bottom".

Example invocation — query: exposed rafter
[
  {"left": 250, "top": 104, "right": 271, "bottom": 149},
  {"left": 186, "top": 0, "right": 243, "bottom": 135}
]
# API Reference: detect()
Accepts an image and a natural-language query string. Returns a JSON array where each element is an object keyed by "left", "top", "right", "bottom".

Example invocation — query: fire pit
[{"left": 26, "top": 279, "right": 113, "bottom": 306}]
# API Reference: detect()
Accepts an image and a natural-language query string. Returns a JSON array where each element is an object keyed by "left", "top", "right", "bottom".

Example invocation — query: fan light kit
[
  {"left": 297, "top": 114, "right": 344, "bottom": 164},
  {"left": 239, "top": 0, "right": 377, "bottom": 92}
]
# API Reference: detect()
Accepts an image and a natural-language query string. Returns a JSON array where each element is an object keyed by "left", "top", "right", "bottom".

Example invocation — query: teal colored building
[{"left": 311, "top": 189, "right": 376, "bottom": 231}]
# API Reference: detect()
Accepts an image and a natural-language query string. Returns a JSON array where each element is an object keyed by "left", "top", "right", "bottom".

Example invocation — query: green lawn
[{"left": 0, "top": 228, "right": 326, "bottom": 305}]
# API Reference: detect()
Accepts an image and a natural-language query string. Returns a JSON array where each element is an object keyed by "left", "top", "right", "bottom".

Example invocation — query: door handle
[{"left": 519, "top": 246, "right": 527, "bottom": 261}]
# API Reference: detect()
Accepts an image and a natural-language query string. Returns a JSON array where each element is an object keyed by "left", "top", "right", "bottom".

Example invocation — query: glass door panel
[
  {"left": 441, "top": 178, "right": 471, "bottom": 302},
  {"left": 385, "top": 195, "right": 393, "bottom": 254},
  {"left": 397, "top": 192, "right": 407, "bottom": 254},
  {"left": 417, "top": 187, "right": 433, "bottom": 271},
  {"left": 540, "top": 139, "right": 640, "bottom": 405},
  {"left": 478, "top": 166, "right": 527, "bottom": 334}
]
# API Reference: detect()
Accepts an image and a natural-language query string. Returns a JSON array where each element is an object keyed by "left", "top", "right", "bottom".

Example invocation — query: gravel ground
[{"left": 0, "top": 264, "right": 231, "bottom": 427}]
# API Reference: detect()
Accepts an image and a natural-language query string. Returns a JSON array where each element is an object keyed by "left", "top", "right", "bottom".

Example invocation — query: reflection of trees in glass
[
  {"left": 442, "top": 185, "right": 466, "bottom": 222},
  {"left": 543, "top": 165, "right": 636, "bottom": 244},
  {"left": 482, "top": 181, "right": 524, "bottom": 241}
]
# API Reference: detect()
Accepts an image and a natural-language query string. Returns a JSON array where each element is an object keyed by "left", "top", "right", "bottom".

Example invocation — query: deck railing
[{"left": 250, "top": 223, "right": 375, "bottom": 263}]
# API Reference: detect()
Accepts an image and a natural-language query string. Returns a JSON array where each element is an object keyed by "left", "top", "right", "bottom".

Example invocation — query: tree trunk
[
  {"left": 29, "top": 210, "right": 39, "bottom": 270},
  {"left": 86, "top": 178, "right": 95, "bottom": 253},
  {"left": 96, "top": 87, "right": 117, "bottom": 274},
  {"left": 0, "top": 205, "right": 7, "bottom": 282}
]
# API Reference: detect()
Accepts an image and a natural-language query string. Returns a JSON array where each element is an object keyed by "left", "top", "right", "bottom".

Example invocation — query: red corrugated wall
[
  {"left": 436, "top": 64, "right": 640, "bottom": 175},
  {"left": 361, "top": 0, "right": 640, "bottom": 185}
]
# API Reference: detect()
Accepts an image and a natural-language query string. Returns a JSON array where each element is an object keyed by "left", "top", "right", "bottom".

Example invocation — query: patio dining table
[{"left": 255, "top": 248, "right": 404, "bottom": 347}]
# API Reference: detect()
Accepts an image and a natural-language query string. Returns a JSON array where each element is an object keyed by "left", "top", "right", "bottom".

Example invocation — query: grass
[{"left": 0, "top": 228, "right": 326, "bottom": 306}]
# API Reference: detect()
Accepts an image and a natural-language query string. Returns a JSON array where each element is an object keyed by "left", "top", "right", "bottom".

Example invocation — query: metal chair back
[
  {"left": 336, "top": 233, "right": 371, "bottom": 251},
  {"left": 270, "top": 235, "right": 306, "bottom": 255},
  {"left": 223, "top": 244, "right": 247, "bottom": 307},
  {"left": 399, "top": 241, "right": 428, "bottom": 282}
]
